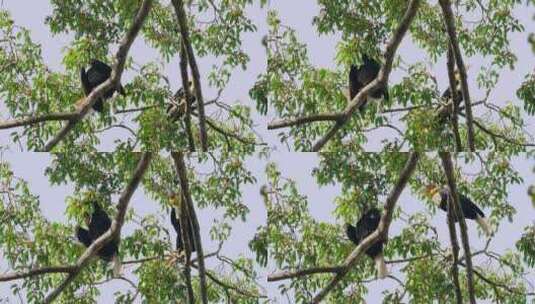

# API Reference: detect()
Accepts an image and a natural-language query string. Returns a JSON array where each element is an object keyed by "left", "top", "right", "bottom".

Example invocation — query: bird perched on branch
[
  {"left": 427, "top": 185, "right": 493, "bottom": 237},
  {"left": 169, "top": 192, "right": 196, "bottom": 252},
  {"left": 441, "top": 70, "right": 463, "bottom": 108},
  {"left": 76, "top": 200, "right": 121, "bottom": 276},
  {"left": 78, "top": 59, "right": 125, "bottom": 113},
  {"left": 345, "top": 208, "right": 388, "bottom": 279},
  {"left": 167, "top": 81, "right": 196, "bottom": 121},
  {"left": 349, "top": 55, "right": 389, "bottom": 112}
]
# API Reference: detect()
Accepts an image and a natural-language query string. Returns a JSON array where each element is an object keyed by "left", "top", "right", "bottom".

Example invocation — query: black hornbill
[
  {"left": 441, "top": 70, "right": 462, "bottom": 107},
  {"left": 79, "top": 59, "right": 125, "bottom": 113},
  {"left": 428, "top": 185, "right": 492, "bottom": 237},
  {"left": 166, "top": 81, "right": 196, "bottom": 121},
  {"left": 169, "top": 191, "right": 196, "bottom": 252},
  {"left": 349, "top": 55, "right": 389, "bottom": 112},
  {"left": 170, "top": 207, "right": 196, "bottom": 252},
  {"left": 76, "top": 200, "right": 121, "bottom": 276},
  {"left": 345, "top": 208, "right": 388, "bottom": 279}
]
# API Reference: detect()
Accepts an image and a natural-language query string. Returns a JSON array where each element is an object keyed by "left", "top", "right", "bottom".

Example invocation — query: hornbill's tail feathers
[
  {"left": 475, "top": 215, "right": 492, "bottom": 237},
  {"left": 112, "top": 254, "right": 122, "bottom": 277},
  {"left": 374, "top": 253, "right": 388, "bottom": 279}
]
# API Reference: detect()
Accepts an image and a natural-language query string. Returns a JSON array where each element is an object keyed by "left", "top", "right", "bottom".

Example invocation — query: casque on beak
[{"left": 425, "top": 184, "right": 442, "bottom": 206}]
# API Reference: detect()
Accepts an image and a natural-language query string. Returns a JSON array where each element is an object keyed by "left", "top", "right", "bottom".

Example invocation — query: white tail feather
[
  {"left": 475, "top": 216, "right": 492, "bottom": 237},
  {"left": 374, "top": 253, "right": 388, "bottom": 279},
  {"left": 112, "top": 255, "right": 122, "bottom": 277}
]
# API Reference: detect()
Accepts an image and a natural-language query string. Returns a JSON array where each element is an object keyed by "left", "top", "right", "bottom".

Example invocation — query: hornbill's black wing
[
  {"left": 88, "top": 201, "right": 112, "bottom": 239},
  {"left": 171, "top": 208, "right": 184, "bottom": 250},
  {"left": 76, "top": 227, "right": 92, "bottom": 247}
]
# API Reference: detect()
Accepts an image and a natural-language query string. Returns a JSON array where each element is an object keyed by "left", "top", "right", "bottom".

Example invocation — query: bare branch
[
  {"left": 0, "top": 112, "right": 77, "bottom": 130},
  {"left": 310, "top": 152, "right": 420, "bottom": 303},
  {"left": 40, "top": 0, "right": 153, "bottom": 151},
  {"left": 191, "top": 263, "right": 267, "bottom": 299},
  {"left": 446, "top": 44, "right": 463, "bottom": 151},
  {"left": 179, "top": 42, "right": 196, "bottom": 151},
  {"left": 267, "top": 113, "right": 344, "bottom": 130},
  {"left": 171, "top": 152, "right": 208, "bottom": 304},
  {"left": 267, "top": 266, "right": 344, "bottom": 282},
  {"left": 171, "top": 0, "right": 208, "bottom": 151},
  {"left": 0, "top": 266, "right": 75, "bottom": 282},
  {"left": 310, "top": 0, "right": 421, "bottom": 151},
  {"left": 115, "top": 105, "right": 157, "bottom": 114},
  {"left": 43, "top": 153, "right": 152, "bottom": 303},
  {"left": 439, "top": 152, "right": 476, "bottom": 304},
  {"left": 446, "top": 193, "right": 463, "bottom": 304},
  {"left": 439, "top": 0, "right": 476, "bottom": 151},
  {"left": 459, "top": 113, "right": 535, "bottom": 148},
  {"left": 178, "top": 195, "right": 196, "bottom": 304},
  {"left": 458, "top": 261, "right": 535, "bottom": 297}
]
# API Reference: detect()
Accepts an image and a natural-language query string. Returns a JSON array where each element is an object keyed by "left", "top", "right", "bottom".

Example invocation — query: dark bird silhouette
[
  {"left": 166, "top": 81, "right": 196, "bottom": 121},
  {"left": 76, "top": 200, "right": 121, "bottom": 276},
  {"left": 349, "top": 55, "right": 389, "bottom": 111},
  {"left": 345, "top": 208, "right": 388, "bottom": 279},
  {"left": 79, "top": 59, "right": 125, "bottom": 113},
  {"left": 441, "top": 70, "right": 463, "bottom": 108},
  {"left": 430, "top": 187, "right": 492, "bottom": 237},
  {"left": 171, "top": 207, "right": 196, "bottom": 252}
]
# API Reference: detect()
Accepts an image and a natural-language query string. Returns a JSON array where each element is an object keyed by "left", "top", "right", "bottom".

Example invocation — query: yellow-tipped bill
[{"left": 425, "top": 184, "right": 442, "bottom": 206}]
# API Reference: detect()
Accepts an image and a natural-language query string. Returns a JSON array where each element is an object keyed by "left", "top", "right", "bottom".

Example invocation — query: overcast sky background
[{"left": 0, "top": 0, "right": 534, "bottom": 303}]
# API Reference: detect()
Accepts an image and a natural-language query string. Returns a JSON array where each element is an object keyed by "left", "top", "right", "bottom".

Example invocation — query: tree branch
[
  {"left": 458, "top": 113, "right": 535, "bottom": 148},
  {"left": 446, "top": 192, "right": 463, "bottom": 304},
  {"left": 0, "top": 266, "right": 75, "bottom": 282},
  {"left": 0, "top": 112, "right": 78, "bottom": 130},
  {"left": 446, "top": 44, "right": 463, "bottom": 151},
  {"left": 267, "top": 113, "right": 344, "bottom": 130},
  {"left": 171, "top": 152, "right": 208, "bottom": 304},
  {"left": 310, "top": 152, "right": 420, "bottom": 303},
  {"left": 439, "top": 0, "right": 476, "bottom": 151},
  {"left": 267, "top": 266, "right": 344, "bottom": 282},
  {"left": 171, "top": 0, "right": 208, "bottom": 151},
  {"left": 178, "top": 194, "right": 196, "bottom": 304},
  {"left": 179, "top": 42, "right": 196, "bottom": 152},
  {"left": 439, "top": 152, "right": 476, "bottom": 304},
  {"left": 40, "top": 0, "right": 153, "bottom": 151},
  {"left": 458, "top": 261, "right": 535, "bottom": 297},
  {"left": 190, "top": 263, "right": 267, "bottom": 299},
  {"left": 43, "top": 153, "right": 152, "bottom": 303}
]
